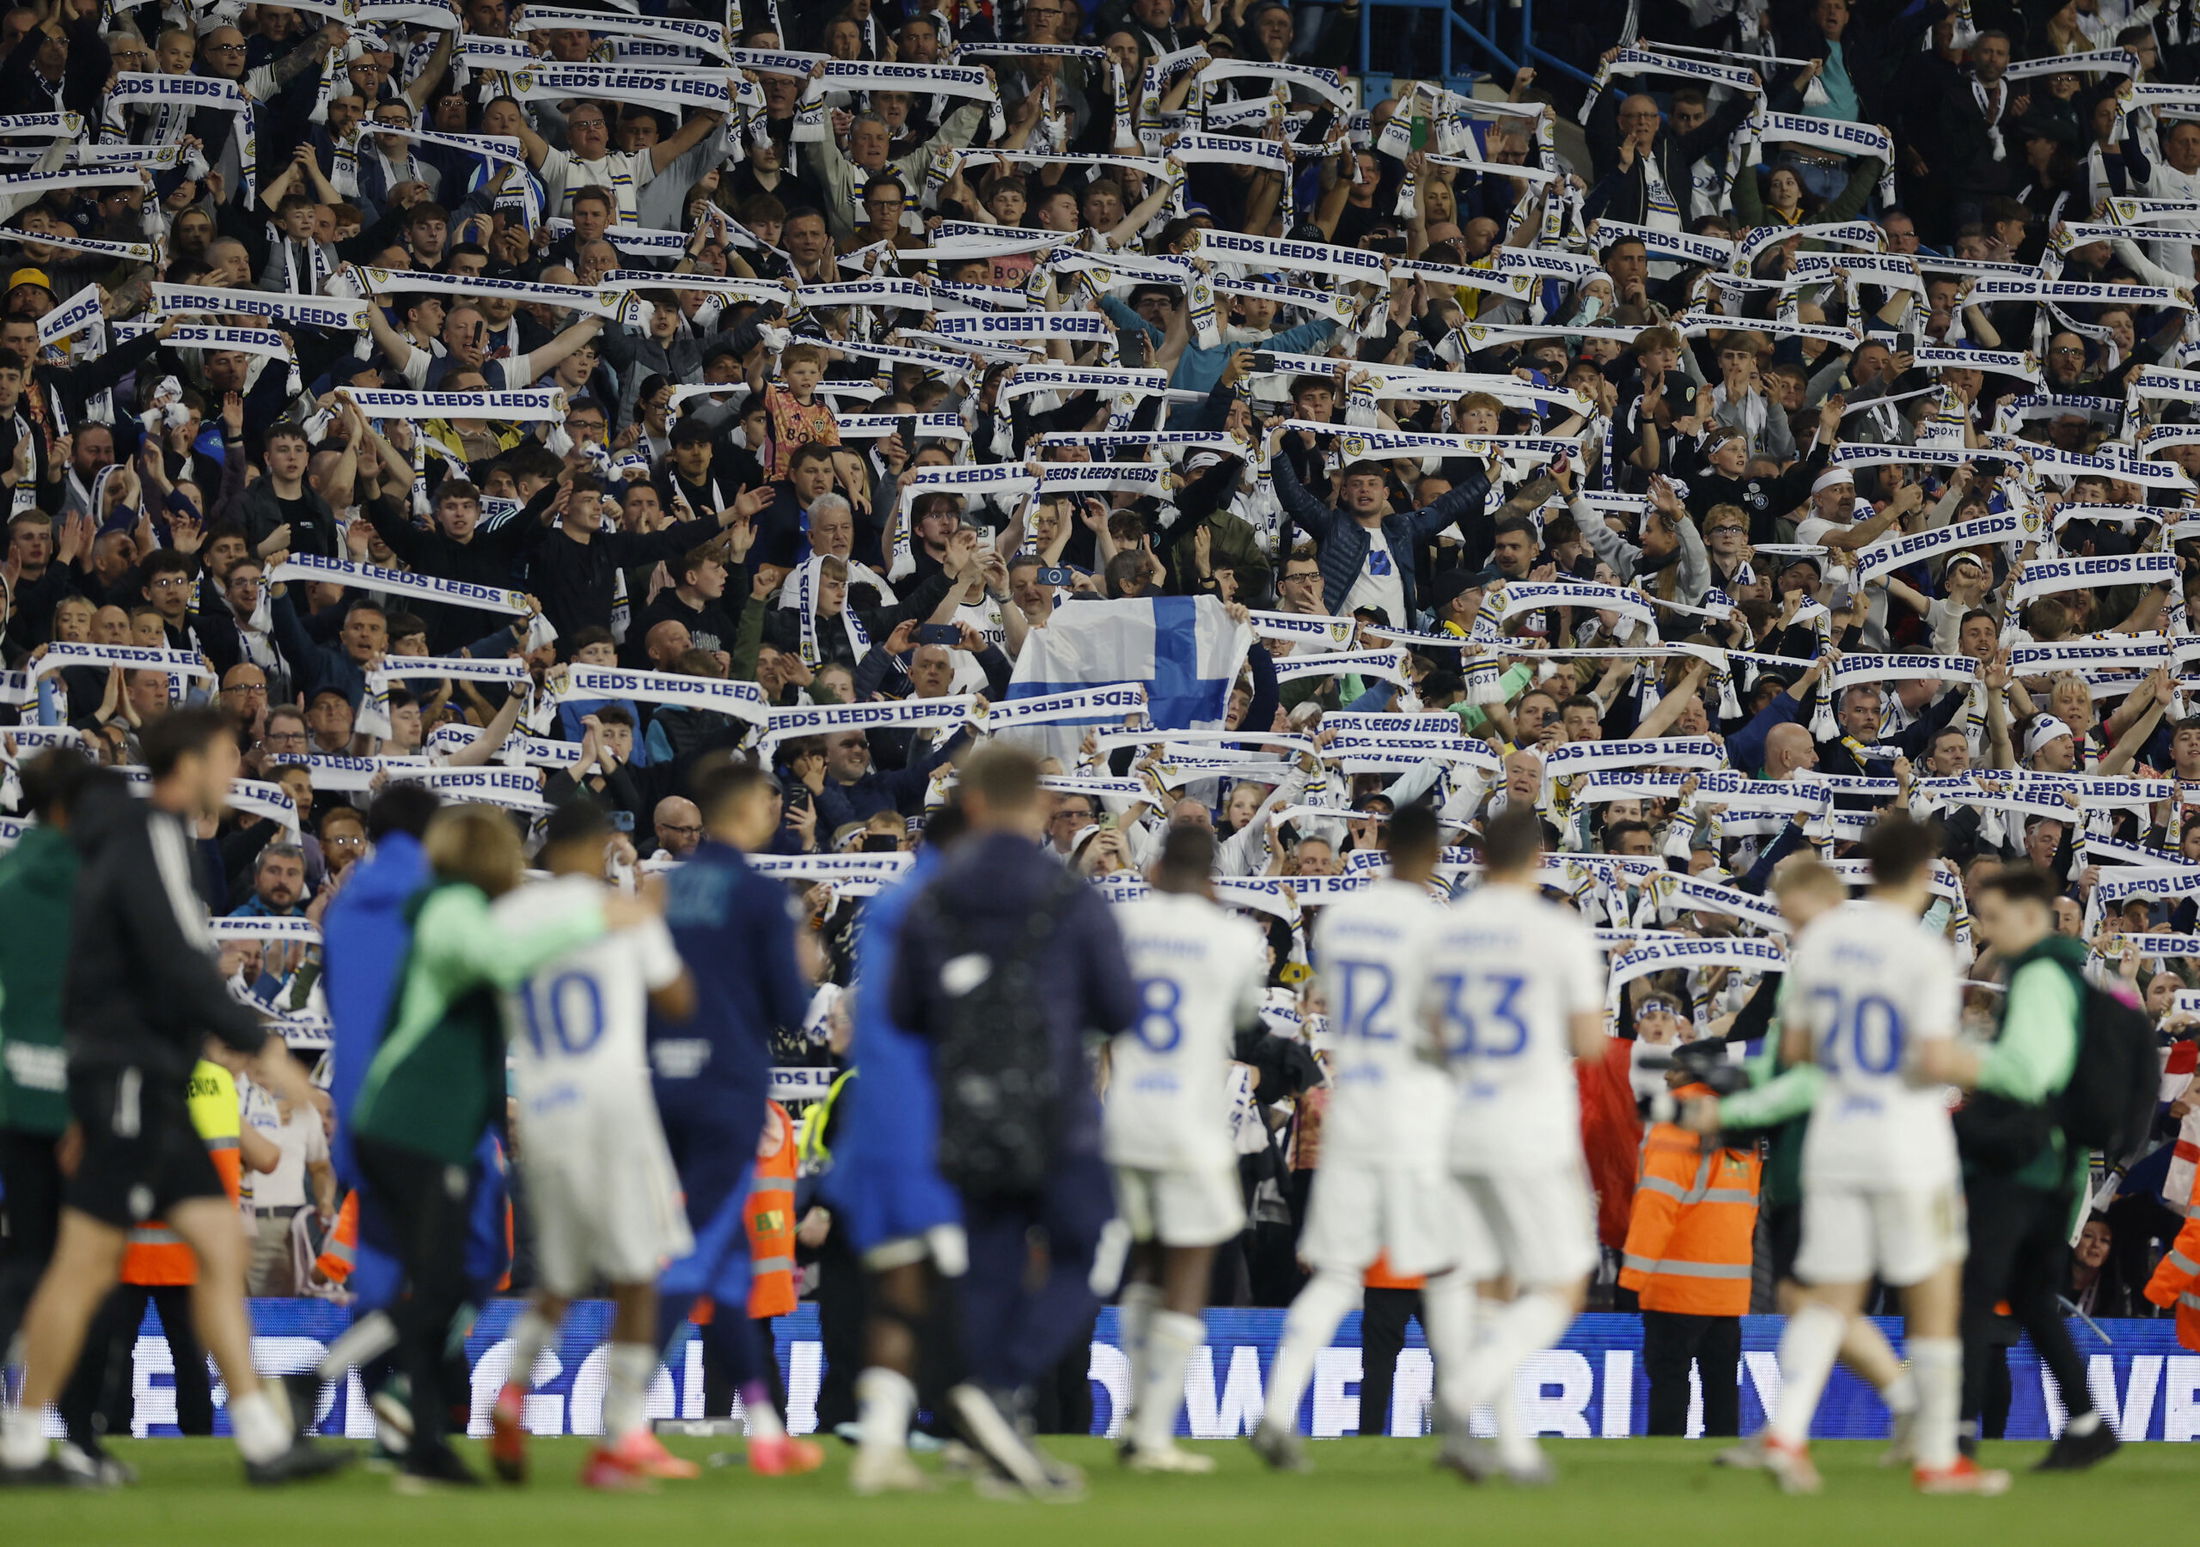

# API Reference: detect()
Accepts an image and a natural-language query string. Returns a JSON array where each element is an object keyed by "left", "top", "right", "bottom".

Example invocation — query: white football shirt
[
  {"left": 1105, "top": 892, "right": 1268, "bottom": 1171},
  {"left": 1784, "top": 897, "right": 1961, "bottom": 1188},
  {"left": 495, "top": 875, "right": 683, "bottom": 1123},
  {"left": 1308, "top": 879, "right": 1451, "bottom": 1166},
  {"left": 1432, "top": 882, "right": 1605, "bottom": 1174}
]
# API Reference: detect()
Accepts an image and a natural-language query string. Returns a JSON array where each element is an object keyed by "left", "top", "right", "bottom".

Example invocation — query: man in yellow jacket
[{"left": 1622, "top": 1069, "right": 1762, "bottom": 1438}]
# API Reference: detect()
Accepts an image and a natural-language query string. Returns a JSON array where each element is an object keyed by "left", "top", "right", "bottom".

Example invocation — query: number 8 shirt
[{"left": 1105, "top": 891, "right": 1268, "bottom": 1175}]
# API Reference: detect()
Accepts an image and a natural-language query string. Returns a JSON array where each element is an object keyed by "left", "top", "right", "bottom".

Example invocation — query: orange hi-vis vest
[
  {"left": 1619, "top": 1085, "right": 1762, "bottom": 1317},
  {"left": 1364, "top": 1253, "right": 1425, "bottom": 1292},
  {"left": 316, "top": 1191, "right": 360, "bottom": 1285},
  {"left": 745, "top": 1100, "right": 799, "bottom": 1319},
  {"left": 2145, "top": 1166, "right": 2200, "bottom": 1352},
  {"left": 122, "top": 1061, "right": 244, "bottom": 1288}
]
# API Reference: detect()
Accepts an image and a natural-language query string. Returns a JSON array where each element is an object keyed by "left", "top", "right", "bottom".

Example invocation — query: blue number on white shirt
[
  {"left": 522, "top": 971, "right": 606, "bottom": 1059},
  {"left": 1810, "top": 985, "right": 1905, "bottom": 1076},
  {"left": 1434, "top": 971, "right": 1530, "bottom": 1058},
  {"left": 1332, "top": 961, "right": 1396, "bottom": 1041},
  {"left": 1132, "top": 977, "right": 1184, "bottom": 1053}
]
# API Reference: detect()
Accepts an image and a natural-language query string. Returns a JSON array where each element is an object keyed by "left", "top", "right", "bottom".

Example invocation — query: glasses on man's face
[
  {"left": 223, "top": 683, "right": 268, "bottom": 696},
  {"left": 2052, "top": 345, "right": 2084, "bottom": 357},
  {"left": 660, "top": 822, "right": 703, "bottom": 837},
  {"left": 264, "top": 729, "right": 308, "bottom": 746},
  {"left": 151, "top": 575, "right": 192, "bottom": 589},
  {"left": 205, "top": 41, "right": 246, "bottom": 53},
  {"left": 326, "top": 832, "right": 367, "bottom": 850}
]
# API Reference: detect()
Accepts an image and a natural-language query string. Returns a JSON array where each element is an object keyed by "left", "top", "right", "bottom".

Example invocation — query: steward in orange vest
[
  {"left": 746, "top": 1101, "right": 799, "bottom": 1320},
  {"left": 1621, "top": 1080, "right": 1761, "bottom": 1437},
  {"left": 2144, "top": 1168, "right": 2200, "bottom": 1352},
  {"left": 1359, "top": 1253, "right": 1426, "bottom": 1438}
]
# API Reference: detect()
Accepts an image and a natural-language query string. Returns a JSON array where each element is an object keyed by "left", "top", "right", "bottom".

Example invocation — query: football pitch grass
[{"left": 10, "top": 1436, "right": 2190, "bottom": 1546}]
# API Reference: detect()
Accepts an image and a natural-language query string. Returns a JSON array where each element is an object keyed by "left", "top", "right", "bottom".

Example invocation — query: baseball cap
[
  {"left": 2024, "top": 714, "right": 2074, "bottom": 761},
  {"left": 1427, "top": 568, "right": 1480, "bottom": 611},
  {"left": 6, "top": 267, "right": 52, "bottom": 296}
]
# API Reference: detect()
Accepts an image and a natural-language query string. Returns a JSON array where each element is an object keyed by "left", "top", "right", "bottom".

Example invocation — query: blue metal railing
[
  {"left": 1518, "top": 0, "right": 1596, "bottom": 86},
  {"left": 1326, "top": 0, "right": 1596, "bottom": 94}
]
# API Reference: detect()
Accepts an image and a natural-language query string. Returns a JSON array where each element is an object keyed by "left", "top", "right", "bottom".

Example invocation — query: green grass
[{"left": 13, "top": 1436, "right": 2189, "bottom": 1546}]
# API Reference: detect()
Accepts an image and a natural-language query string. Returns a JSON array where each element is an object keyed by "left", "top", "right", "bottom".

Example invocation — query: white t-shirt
[
  {"left": 1308, "top": 879, "right": 1451, "bottom": 1166},
  {"left": 1342, "top": 529, "right": 1408, "bottom": 628},
  {"left": 1105, "top": 892, "right": 1268, "bottom": 1172},
  {"left": 1785, "top": 897, "right": 1962, "bottom": 1188},
  {"left": 538, "top": 145, "right": 659, "bottom": 224},
  {"left": 239, "top": 1080, "right": 329, "bottom": 1210},
  {"left": 495, "top": 874, "right": 683, "bottom": 1124},
  {"left": 1432, "top": 882, "right": 1605, "bottom": 1174}
]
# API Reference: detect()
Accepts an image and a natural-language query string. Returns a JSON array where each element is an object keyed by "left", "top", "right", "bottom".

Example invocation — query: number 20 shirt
[{"left": 1784, "top": 898, "right": 1961, "bottom": 1190}]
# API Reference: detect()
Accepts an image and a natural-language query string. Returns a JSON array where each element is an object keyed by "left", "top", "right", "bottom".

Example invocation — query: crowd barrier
[{"left": 75, "top": 1304, "right": 2200, "bottom": 1443}]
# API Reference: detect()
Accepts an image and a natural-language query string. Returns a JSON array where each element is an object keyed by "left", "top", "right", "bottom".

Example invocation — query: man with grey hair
[{"left": 812, "top": 106, "right": 989, "bottom": 242}]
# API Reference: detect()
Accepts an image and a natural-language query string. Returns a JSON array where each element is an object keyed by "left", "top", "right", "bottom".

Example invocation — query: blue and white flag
[{"left": 1002, "top": 597, "right": 1252, "bottom": 760}]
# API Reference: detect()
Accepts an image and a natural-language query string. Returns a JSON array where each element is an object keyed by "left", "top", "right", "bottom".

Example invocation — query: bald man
[
  {"left": 652, "top": 796, "right": 703, "bottom": 860},
  {"left": 218, "top": 664, "right": 270, "bottom": 740},
  {"left": 1764, "top": 723, "right": 1819, "bottom": 780}
]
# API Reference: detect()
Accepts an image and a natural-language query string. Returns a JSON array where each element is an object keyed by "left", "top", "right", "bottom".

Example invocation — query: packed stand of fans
[{"left": 0, "top": 0, "right": 2195, "bottom": 1379}]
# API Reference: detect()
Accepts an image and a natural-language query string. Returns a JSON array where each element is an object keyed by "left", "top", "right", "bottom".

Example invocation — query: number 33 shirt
[
  {"left": 1432, "top": 886, "right": 1605, "bottom": 1177},
  {"left": 1784, "top": 898, "right": 1961, "bottom": 1190},
  {"left": 1106, "top": 892, "right": 1268, "bottom": 1174}
]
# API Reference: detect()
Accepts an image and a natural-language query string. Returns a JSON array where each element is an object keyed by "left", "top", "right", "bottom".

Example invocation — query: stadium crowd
[{"left": 0, "top": 0, "right": 2197, "bottom": 1498}]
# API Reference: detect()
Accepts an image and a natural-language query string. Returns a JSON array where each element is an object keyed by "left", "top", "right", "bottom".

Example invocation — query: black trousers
[
  {"left": 1642, "top": 1310, "right": 1742, "bottom": 1437},
  {"left": 1358, "top": 1287, "right": 1422, "bottom": 1437},
  {"left": 810, "top": 1222, "right": 866, "bottom": 1434},
  {"left": 1029, "top": 1307, "right": 1098, "bottom": 1436},
  {"left": 0, "top": 1128, "right": 64, "bottom": 1373},
  {"left": 62, "top": 1282, "right": 212, "bottom": 1442},
  {"left": 355, "top": 1137, "right": 478, "bottom": 1453},
  {"left": 1961, "top": 1176, "right": 2090, "bottom": 1428}
]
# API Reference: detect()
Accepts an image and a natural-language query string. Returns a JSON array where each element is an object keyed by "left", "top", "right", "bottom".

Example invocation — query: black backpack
[
  {"left": 2058, "top": 981, "right": 2157, "bottom": 1160},
  {"left": 921, "top": 872, "right": 1080, "bottom": 1198},
  {"left": 1955, "top": 975, "right": 2156, "bottom": 1173}
]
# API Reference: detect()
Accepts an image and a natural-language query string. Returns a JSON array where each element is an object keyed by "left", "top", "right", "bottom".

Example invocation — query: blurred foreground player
[
  {"left": 0, "top": 711, "right": 347, "bottom": 1487},
  {"left": 350, "top": 804, "right": 655, "bottom": 1488},
  {"left": 1431, "top": 806, "right": 1606, "bottom": 1486},
  {"left": 1107, "top": 825, "right": 1266, "bottom": 1473},
  {"left": 648, "top": 760, "right": 823, "bottom": 1476},
  {"left": 489, "top": 801, "right": 700, "bottom": 1489},
  {"left": 1252, "top": 806, "right": 1472, "bottom": 1472}
]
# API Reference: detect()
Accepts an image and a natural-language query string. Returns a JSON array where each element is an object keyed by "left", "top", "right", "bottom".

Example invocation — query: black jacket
[
  {"left": 531, "top": 516, "right": 723, "bottom": 641},
  {"left": 364, "top": 493, "right": 551, "bottom": 653},
  {"left": 1585, "top": 87, "right": 1756, "bottom": 227},
  {"left": 62, "top": 777, "right": 266, "bottom": 1081}
]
